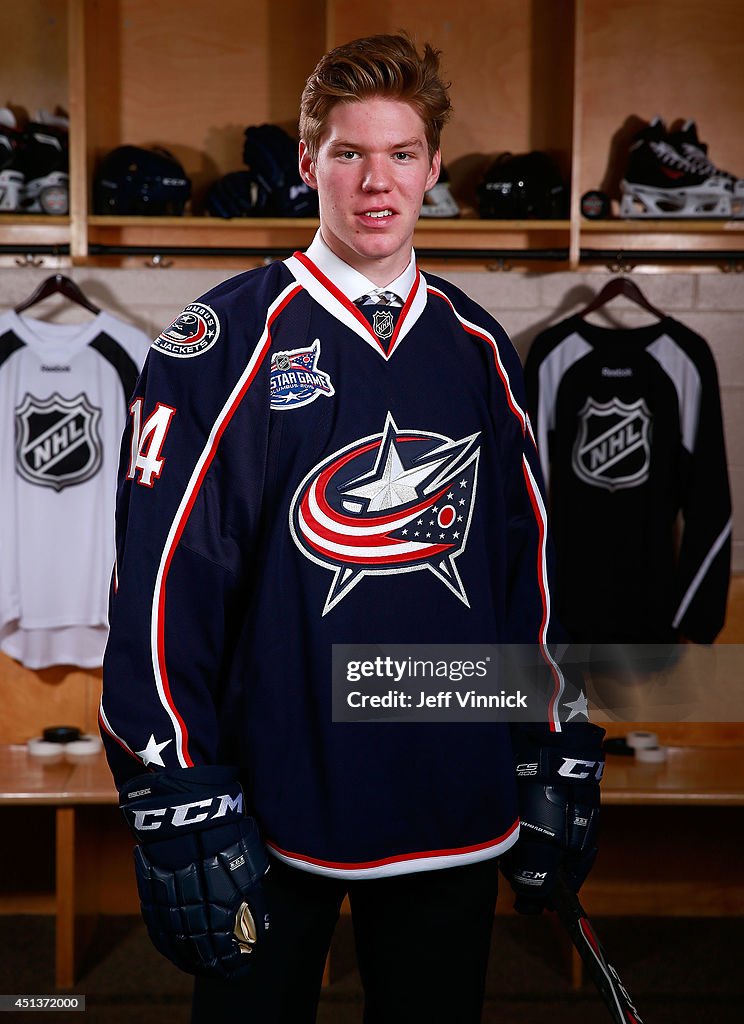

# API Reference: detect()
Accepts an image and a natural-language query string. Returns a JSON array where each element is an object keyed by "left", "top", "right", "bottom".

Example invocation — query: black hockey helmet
[
  {"left": 478, "top": 151, "right": 568, "bottom": 219},
  {"left": 93, "top": 145, "right": 191, "bottom": 215},
  {"left": 242, "top": 124, "right": 319, "bottom": 217}
]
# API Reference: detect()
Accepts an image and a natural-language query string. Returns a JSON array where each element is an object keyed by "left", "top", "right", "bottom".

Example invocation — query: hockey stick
[{"left": 553, "top": 872, "right": 646, "bottom": 1024}]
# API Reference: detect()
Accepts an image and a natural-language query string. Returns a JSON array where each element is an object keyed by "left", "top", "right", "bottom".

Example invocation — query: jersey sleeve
[
  {"left": 671, "top": 335, "right": 732, "bottom": 643},
  {"left": 99, "top": 270, "right": 285, "bottom": 787},
  {"left": 437, "top": 284, "right": 568, "bottom": 732}
]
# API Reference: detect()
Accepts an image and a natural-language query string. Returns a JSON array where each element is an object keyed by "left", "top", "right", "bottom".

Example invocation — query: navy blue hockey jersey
[
  {"left": 100, "top": 250, "right": 565, "bottom": 879},
  {"left": 525, "top": 314, "right": 731, "bottom": 645}
]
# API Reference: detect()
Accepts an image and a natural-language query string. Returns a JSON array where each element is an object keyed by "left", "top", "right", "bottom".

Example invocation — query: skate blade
[{"left": 620, "top": 181, "right": 733, "bottom": 218}]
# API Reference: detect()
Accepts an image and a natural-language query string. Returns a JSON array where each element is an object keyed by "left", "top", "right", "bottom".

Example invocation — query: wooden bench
[
  {"left": 560, "top": 742, "right": 744, "bottom": 987},
  {"left": 0, "top": 745, "right": 134, "bottom": 988},
  {"left": 2, "top": 740, "right": 742, "bottom": 989},
  {"left": 2, "top": 580, "right": 744, "bottom": 987}
]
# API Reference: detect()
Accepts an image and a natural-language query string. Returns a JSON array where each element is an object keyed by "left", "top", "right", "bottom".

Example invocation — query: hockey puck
[
  {"left": 603, "top": 737, "right": 634, "bottom": 756},
  {"left": 581, "top": 190, "right": 611, "bottom": 220},
  {"left": 626, "top": 730, "right": 658, "bottom": 750},
  {"left": 27, "top": 738, "right": 65, "bottom": 759},
  {"left": 42, "top": 725, "right": 82, "bottom": 744},
  {"left": 65, "top": 735, "right": 103, "bottom": 758},
  {"left": 635, "top": 745, "right": 667, "bottom": 763}
]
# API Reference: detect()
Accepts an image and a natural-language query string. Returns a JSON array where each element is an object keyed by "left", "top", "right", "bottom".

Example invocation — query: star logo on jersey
[
  {"left": 154, "top": 302, "right": 220, "bottom": 358},
  {"left": 270, "top": 339, "right": 335, "bottom": 410},
  {"left": 572, "top": 397, "right": 651, "bottom": 491},
  {"left": 136, "top": 734, "right": 172, "bottom": 768},
  {"left": 563, "top": 690, "right": 589, "bottom": 721},
  {"left": 15, "top": 391, "right": 103, "bottom": 491},
  {"left": 290, "top": 413, "right": 480, "bottom": 615}
]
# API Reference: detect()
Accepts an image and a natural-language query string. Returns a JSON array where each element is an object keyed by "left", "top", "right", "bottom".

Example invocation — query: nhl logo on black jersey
[
  {"left": 15, "top": 392, "right": 103, "bottom": 491},
  {"left": 270, "top": 339, "right": 335, "bottom": 410},
  {"left": 289, "top": 412, "right": 480, "bottom": 615},
  {"left": 372, "top": 309, "right": 394, "bottom": 340},
  {"left": 572, "top": 397, "right": 651, "bottom": 491},
  {"left": 154, "top": 302, "right": 220, "bottom": 358}
]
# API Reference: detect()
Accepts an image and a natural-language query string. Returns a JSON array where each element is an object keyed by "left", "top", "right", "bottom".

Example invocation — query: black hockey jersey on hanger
[{"left": 524, "top": 314, "right": 731, "bottom": 645}]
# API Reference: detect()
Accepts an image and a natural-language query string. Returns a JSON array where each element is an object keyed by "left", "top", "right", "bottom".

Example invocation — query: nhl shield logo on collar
[
  {"left": 372, "top": 309, "right": 394, "bottom": 340},
  {"left": 15, "top": 391, "right": 103, "bottom": 491}
]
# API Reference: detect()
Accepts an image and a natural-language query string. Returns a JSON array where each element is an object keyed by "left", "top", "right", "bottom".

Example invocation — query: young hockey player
[{"left": 100, "top": 34, "right": 604, "bottom": 1023}]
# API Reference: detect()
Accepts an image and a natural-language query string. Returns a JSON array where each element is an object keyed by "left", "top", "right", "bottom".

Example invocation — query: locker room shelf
[
  {"left": 82, "top": 215, "right": 573, "bottom": 266},
  {"left": 0, "top": 215, "right": 71, "bottom": 249},
  {"left": 4, "top": 0, "right": 744, "bottom": 269}
]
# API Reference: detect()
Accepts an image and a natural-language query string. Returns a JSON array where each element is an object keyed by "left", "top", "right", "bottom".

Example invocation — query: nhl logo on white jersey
[
  {"left": 372, "top": 309, "right": 394, "bottom": 340},
  {"left": 572, "top": 397, "right": 651, "bottom": 491},
  {"left": 15, "top": 392, "right": 103, "bottom": 491}
]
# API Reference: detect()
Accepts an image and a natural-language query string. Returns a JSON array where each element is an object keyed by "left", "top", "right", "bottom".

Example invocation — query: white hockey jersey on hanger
[{"left": 0, "top": 309, "right": 150, "bottom": 668}]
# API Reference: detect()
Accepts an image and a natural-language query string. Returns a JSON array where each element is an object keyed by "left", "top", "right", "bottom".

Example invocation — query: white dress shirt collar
[{"left": 304, "top": 230, "right": 417, "bottom": 303}]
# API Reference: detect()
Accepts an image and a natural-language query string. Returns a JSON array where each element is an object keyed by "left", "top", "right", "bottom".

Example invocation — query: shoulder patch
[
  {"left": 270, "top": 339, "right": 335, "bottom": 410},
  {"left": 154, "top": 303, "right": 220, "bottom": 359}
]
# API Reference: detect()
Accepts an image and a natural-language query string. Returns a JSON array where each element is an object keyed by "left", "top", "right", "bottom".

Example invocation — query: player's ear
[
  {"left": 299, "top": 141, "right": 318, "bottom": 191},
  {"left": 425, "top": 149, "right": 442, "bottom": 193}
]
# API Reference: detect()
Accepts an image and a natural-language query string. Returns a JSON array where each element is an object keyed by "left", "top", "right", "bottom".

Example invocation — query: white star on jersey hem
[
  {"left": 563, "top": 690, "right": 589, "bottom": 721},
  {"left": 136, "top": 733, "right": 173, "bottom": 767}
]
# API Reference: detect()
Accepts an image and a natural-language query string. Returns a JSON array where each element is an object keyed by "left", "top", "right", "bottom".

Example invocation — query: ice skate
[
  {"left": 620, "top": 116, "right": 734, "bottom": 218},
  {"left": 0, "top": 108, "right": 23, "bottom": 212},
  {"left": 668, "top": 119, "right": 744, "bottom": 216},
  {"left": 18, "top": 110, "right": 69, "bottom": 215}
]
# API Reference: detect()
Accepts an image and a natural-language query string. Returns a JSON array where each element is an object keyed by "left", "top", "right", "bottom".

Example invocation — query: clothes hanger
[
  {"left": 577, "top": 276, "right": 665, "bottom": 320},
  {"left": 14, "top": 273, "right": 101, "bottom": 316}
]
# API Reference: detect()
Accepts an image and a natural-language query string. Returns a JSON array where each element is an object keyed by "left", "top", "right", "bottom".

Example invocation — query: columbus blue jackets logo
[
  {"left": 15, "top": 392, "right": 102, "bottom": 491},
  {"left": 270, "top": 340, "right": 335, "bottom": 410},
  {"left": 572, "top": 397, "right": 651, "bottom": 491},
  {"left": 290, "top": 413, "right": 480, "bottom": 614},
  {"left": 154, "top": 302, "right": 220, "bottom": 358}
]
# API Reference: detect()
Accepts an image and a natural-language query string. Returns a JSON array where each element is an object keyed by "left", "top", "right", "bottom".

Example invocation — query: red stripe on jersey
[
  {"left": 266, "top": 817, "right": 519, "bottom": 872},
  {"left": 427, "top": 287, "right": 527, "bottom": 433},
  {"left": 157, "top": 284, "right": 303, "bottom": 765},
  {"left": 293, "top": 251, "right": 420, "bottom": 358},
  {"left": 386, "top": 267, "right": 420, "bottom": 356},
  {"left": 98, "top": 708, "right": 134, "bottom": 758},
  {"left": 521, "top": 456, "right": 563, "bottom": 730},
  {"left": 293, "top": 251, "right": 382, "bottom": 347}
]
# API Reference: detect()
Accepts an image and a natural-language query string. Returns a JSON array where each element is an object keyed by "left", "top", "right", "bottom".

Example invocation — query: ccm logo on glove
[
  {"left": 557, "top": 757, "right": 604, "bottom": 781},
  {"left": 129, "top": 792, "right": 243, "bottom": 832}
]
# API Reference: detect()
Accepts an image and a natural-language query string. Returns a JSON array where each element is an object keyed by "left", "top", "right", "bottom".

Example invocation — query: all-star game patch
[
  {"left": 154, "top": 303, "right": 220, "bottom": 358},
  {"left": 270, "top": 340, "right": 335, "bottom": 410}
]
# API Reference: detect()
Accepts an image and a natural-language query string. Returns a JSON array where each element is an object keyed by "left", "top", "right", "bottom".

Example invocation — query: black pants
[{"left": 192, "top": 855, "right": 500, "bottom": 1024}]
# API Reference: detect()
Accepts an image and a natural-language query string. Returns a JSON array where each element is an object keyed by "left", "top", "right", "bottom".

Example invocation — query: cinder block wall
[{"left": 2, "top": 265, "right": 741, "bottom": 574}]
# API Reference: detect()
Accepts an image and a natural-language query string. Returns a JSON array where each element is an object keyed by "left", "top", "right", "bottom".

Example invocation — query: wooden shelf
[
  {"left": 602, "top": 745, "right": 744, "bottom": 806},
  {"left": 581, "top": 219, "right": 744, "bottom": 233},
  {"left": 3, "top": 1, "right": 744, "bottom": 268},
  {"left": 0, "top": 891, "right": 56, "bottom": 915},
  {"left": 0, "top": 215, "right": 71, "bottom": 248}
]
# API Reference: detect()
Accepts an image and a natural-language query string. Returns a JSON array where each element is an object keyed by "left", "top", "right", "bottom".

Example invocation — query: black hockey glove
[
  {"left": 500, "top": 723, "right": 605, "bottom": 914},
  {"left": 120, "top": 766, "right": 270, "bottom": 978}
]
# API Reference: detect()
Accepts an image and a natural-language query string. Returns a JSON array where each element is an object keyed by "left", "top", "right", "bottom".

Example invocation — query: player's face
[{"left": 299, "top": 97, "right": 440, "bottom": 286}]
